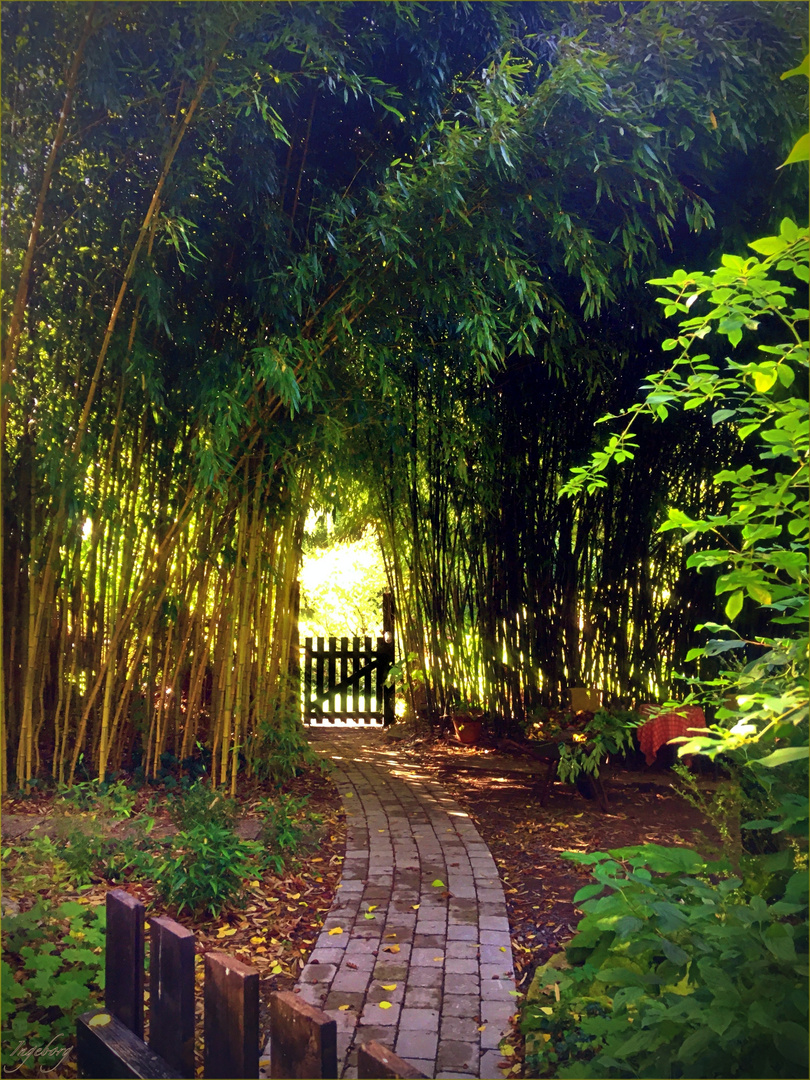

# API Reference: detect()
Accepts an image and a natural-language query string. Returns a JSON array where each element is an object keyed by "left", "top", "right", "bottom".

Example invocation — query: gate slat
[
  {"left": 376, "top": 637, "right": 385, "bottom": 728},
  {"left": 328, "top": 637, "right": 337, "bottom": 723},
  {"left": 363, "top": 637, "right": 373, "bottom": 725},
  {"left": 316, "top": 637, "right": 325, "bottom": 725},
  {"left": 304, "top": 638, "right": 313, "bottom": 725},
  {"left": 340, "top": 637, "right": 348, "bottom": 723}
]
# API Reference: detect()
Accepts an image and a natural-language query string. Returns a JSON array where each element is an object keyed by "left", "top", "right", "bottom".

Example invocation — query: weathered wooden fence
[{"left": 77, "top": 890, "right": 424, "bottom": 1079}]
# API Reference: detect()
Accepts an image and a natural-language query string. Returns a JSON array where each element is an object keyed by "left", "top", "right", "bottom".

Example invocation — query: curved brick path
[{"left": 289, "top": 729, "right": 517, "bottom": 1079}]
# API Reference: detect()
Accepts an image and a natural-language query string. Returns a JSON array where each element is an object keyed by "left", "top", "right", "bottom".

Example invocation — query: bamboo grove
[{"left": 2, "top": 2, "right": 807, "bottom": 788}]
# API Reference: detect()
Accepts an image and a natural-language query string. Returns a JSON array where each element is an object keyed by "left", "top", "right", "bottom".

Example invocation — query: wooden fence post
[
  {"left": 106, "top": 889, "right": 145, "bottom": 1038},
  {"left": 267, "top": 991, "right": 337, "bottom": 1079},
  {"left": 204, "top": 952, "right": 259, "bottom": 1079},
  {"left": 149, "top": 916, "right": 195, "bottom": 1078},
  {"left": 77, "top": 1011, "right": 182, "bottom": 1079},
  {"left": 358, "top": 1040, "right": 427, "bottom": 1080}
]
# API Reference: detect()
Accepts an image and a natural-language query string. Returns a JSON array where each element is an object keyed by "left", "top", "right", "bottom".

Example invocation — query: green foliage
[
  {"left": 59, "top": 822, "right": 159, "bottom": 888},
  {"left": 562, "top": 221, "right": 808, "bottom": 780},
  {"left": 256, "top": 792, "right": 321, "bottom": 874},
  {"left": 57, "top": 778, "right": 138, "bottom": 818},
  {"left": 246, "top": 696, "right": 322, "bottom": 786},
  {"left": 557, "top": 710, "right": 642, "bottom": 783},
  {"left": 168, "top": 780, "right": 239, "bottom": 832},
  {"left": 522, "top": 845, "right": 809, "bottom": 1079},
  {"left": 1, "top": 900, "right": 106, "bottom": 1070},
  {"left": 153, "top": 819, "right": 260, "bottom": 919}
]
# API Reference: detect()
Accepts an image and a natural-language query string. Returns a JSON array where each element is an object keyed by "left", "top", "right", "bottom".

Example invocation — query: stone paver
[{"left": 261, "top": 728, "right": 517, "bottom": 1079}]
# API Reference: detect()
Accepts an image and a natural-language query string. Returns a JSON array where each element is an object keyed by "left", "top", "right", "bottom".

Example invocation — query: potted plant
[{"left": 450, "top": 701, "right": 485, "bottom": 744}]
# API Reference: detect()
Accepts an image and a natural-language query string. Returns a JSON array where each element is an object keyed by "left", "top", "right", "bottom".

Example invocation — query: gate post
[
  {"left": 288, "top": 580, "right": 301, "bottom": 721},
  {"left": 382, "top": 592, "right": 395, "bottom": 726}
]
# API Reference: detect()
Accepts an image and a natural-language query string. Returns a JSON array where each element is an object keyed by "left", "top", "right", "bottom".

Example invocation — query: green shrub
[
  {"left": 246, "top": 703, "right": 320, "bottom": 785},
  {"left": 522, "top": 844, "right": 809, "bottom": 1079},
  {"left": 1, "top": 899, "right": 106, "bottom": 1071},
  {"left": 154, "top": 819, "right": 260, "bottom": 918},
  {"left": 257, "top": 793, "right": 321, "bottom": 872},
  {"left": 167, "top": 780, "right": 239, "bottom": 832},
  {"left": 557, "top": 709, "right": 642, "bottom": 784},
  {"left": 57, "top": 778, "right": 138, "bottom": 819}
]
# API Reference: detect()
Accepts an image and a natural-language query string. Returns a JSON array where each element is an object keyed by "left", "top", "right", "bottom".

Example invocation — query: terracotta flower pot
[{"left": 452, "top": 716, "right": 483, "bottom": 744}]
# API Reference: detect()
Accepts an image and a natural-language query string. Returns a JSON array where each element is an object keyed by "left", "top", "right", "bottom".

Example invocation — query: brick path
[{"left": 287, "top": 729, "right": 517, "bottom": 1079}]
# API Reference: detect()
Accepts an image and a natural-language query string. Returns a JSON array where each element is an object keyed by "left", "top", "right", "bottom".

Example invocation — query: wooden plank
[
  {"left": 315, "top": 637, "right": 325, "bottom": 724},
  {"left": 363, "top": 636, "right": 372, "bottom": 719},
  {"left": 304, "top": 639, "right": 313, "bottom": 724},
  {"left": 327, "top": 636, "right": 337, "bottom": 721},
  {"left": 149, "top": 916, "right": 195, "bottom": 1078},
  {"left": 106, "top": 889, "right": 145, "bottom": 1039},
  {"left": 376, "top": 637, "right": 386, "bottom": 727},
  {"left": 267, "top": 991, "right": 337, "bottom": 1079},
  {"left": 77, "top": 1011, "right": 182, "bottom": 1079},
  {"left": 339, "top": 636, "right": 348, "bottom": 719},
  {"left": 204, "top": 952, "right": 259, "bottom": 1080},
  {"left": 352, "top": 637, "right": 361, "bottom": 719},
  {"left": 358, "top": 1040, "right": 427, "bottom": 1079}
]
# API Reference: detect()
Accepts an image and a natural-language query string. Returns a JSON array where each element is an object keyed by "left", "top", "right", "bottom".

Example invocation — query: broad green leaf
[
  {"left": 778, "top": 133, "right": 810, "bottom": 168},
  {"left": 724, "top": 590, "right": 744, "bottom": 622},
  {"left": 755, "top": 746, "right": 809, "bottom": 768},
  {"left": 780, "top": 55, "right": 809, "bottom": 80}
]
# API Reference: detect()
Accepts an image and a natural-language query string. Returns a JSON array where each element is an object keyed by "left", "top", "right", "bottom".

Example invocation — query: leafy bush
[
  {"left": 57, "top": 778, "right": 138, "bottom": 818},
  {"left": 557, "top": 709, "right": 642, "bottom": 784},
  {"left": 246, "top": 706, "right": 321, "bottom": 785},
  {"left": 257, "top": 793, "right": 321, "bottom": 872},
  {"left": 168, "top": 780, "right": 239, "bottom": 832},
  {"left": 522, "top": 844, "right": 809, "bottom": 1079},
  {"left": 154, "top": 819, "right": 260, "bottom": 918},
  {"left": 1, "top": 899, "right": 106, "bottom": 1070}
]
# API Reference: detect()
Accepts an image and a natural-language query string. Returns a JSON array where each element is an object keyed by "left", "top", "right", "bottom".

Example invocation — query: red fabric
[{"left": 637, "top": 705, "right": 708, "bottom": 765}]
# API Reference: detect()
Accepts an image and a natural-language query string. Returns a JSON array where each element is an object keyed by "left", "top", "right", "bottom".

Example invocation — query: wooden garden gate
[{"left": 303, "top": 594, "right": 395, "bottom": 726}]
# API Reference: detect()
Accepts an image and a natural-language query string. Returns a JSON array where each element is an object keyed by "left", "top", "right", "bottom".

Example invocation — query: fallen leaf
[
  {"left": 501, "top": 1045, "right": 516, "bottom": 1057},
  {"left": 380, "top": 984, "right": 397, "bottom": 991},
  {"left": 364, "top": 913, "right": 376, "bottom": 920},
  {"left": 412, "top": 904, "right": 420, "bottom": 910},
  {"left": 217, "top": 927, "right": 237, "bottom": 939},
  {"left": 338, "top": 1005, "right": 351, "bottom": 1012},
  {"left": 384, "top": 933, "right": 398, "bottom": 940},
  {"left": 432, "top": 879, "right": 445, "bottom": 888},
  {"left": 311, "top": 858, "right": 323, "bottom": 863},
  {"left": 271, "top": 964, "right": 283, "bottom": 975},
  {"left": 249, "top": 880, "right": 260, "bottom": 887},
  {"left": 433, "top": 957, "right": 443, "bottom": 962},
  {"left": 478, "top": 1024, "right": 486, "bottom": 1032},
  {"left": 88, "top": 1014, "right": 111, "bottom": 1028},
  {"left": 383, "top": 944, "right": 400, "bottom": 954},
  {"left": 367, "top": 905, "right": 378, "bottom": 912},
  {"left": 328, "top": 927, "right": 343, "bottom": 936},
  {"left": 500, "top": 946, "right": 506, "bottom": 952},
  {"left": 378, "top": 1001, "right": 392, "bottom": 1010},
  {"left": 347, "top": 961, "right": 358, "bottom": 970},
  {"left": 250, "top": 936, "right": 266, "bottom": 945}
]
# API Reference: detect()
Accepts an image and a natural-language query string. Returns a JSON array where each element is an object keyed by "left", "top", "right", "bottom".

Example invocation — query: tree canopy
[{"left": 2, "top": 0, "right": 807, "bottom": 788}]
